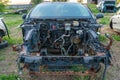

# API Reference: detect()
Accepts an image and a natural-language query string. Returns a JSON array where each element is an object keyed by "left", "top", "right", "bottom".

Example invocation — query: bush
[
  {"left": 0, "top": 3, "right": 5, "bottom": 12},
  {"left": 31, "top": 0, "right": 43, "bottom": 4}
]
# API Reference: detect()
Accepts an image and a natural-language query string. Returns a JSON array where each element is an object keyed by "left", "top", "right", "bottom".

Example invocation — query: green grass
[
  {"left": 70, "top": 66, "right": 92, "bottom": 80},
  {"left": 4, "top": 14, "right": 23, "bottom": 28},
  {"left": 99, "top": 35, "right": 107, "bottom": 42},
  {"left": 112, "top": 35, "right": 120, "bottom": 41},
  {"left": 0, "top": 56, "right": 5, "bottom": 61},
  {"left": 87, "top": 4, "right": 99, "bottom": 14},
  {"left": 2, "top": 14, "right": 23, "bottom": 44},
  {"left": 0, "top": 74, "right": 18, "bottom": 80},
  {"left": 99, "top": 16, "right": 110, "bottom": 25},
  {"left": 87, "top": 4, "right": 112, "bottom": 25},
  {"left": 3, "top": 36, "right": 23, "bottom": 45},
  {"left": 99, "top": 34, "right": 120, "bottom": 42}
]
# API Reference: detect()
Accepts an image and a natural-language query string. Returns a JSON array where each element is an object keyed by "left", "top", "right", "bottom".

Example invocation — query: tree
[
  {"left": 0, "top": 3, "right": 5, "bottom": 12},
  {"left": 31, "top": 0, "right": 43, "bottom": 4},
  {"left": 117, "top": 0, "right": 120, "bottom": 3},
  {"left": 52, "top": 0, "right": 67, "bottom": 2},
  {"left": 0, "top": 0, "right": 9, "bottom": 12},
  {"left": 0, "top": 0, "right": 9, "bottom": 4}
]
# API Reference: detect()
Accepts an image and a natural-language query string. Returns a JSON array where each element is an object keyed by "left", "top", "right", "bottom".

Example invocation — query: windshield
[{"left": 29, "top": 3, "right": 91, "bottom": 18}]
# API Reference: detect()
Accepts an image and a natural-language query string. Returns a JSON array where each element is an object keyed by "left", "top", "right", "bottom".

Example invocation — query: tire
[
  {"left": 0, "top": 40, "right": 8, "bottom": 49},
  {"left": 110, "top": 21, "right": 113, "bottom": 29}
]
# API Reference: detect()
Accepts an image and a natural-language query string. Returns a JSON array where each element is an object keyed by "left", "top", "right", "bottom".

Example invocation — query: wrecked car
[
  {"left": 110, "top": 9, "right": 120, "bottom": 30},
  {"left": 14, "top": 9, "right": 28, "bottom": 14},
  {"left": 97, "top": 0, "right": 116, "bottom": 13},
  {"left": 16, "top": 2, "right": 113, "bottom": 80},
  {"left": 0, "top": 18, "right": 9, "bottom": 49}
]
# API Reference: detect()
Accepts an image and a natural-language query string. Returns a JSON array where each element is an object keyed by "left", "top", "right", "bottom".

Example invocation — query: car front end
[{"left": 15, "top": 2, "right": 113, "bottom": 80}]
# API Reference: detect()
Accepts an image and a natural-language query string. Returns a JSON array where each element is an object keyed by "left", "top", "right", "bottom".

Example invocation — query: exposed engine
[
  {"left": 16, "top": 19, "right": 112, "bottom": 80},
  {"left": 21, "top": 20, "right": 102, "bottom": 56}
]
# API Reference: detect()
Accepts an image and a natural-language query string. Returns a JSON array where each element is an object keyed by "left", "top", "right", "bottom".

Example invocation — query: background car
[
  {"left": 0, "top": 18, "right": 8, "bottom": 49},
  {"left": 14, "top": 9, "right": 27, "bottom": 14},
  {"left": 97, "top": 0, "right": 116, "bottom": 13},
  {"left": 110, "top": 9, "right": 120, "bottom": 30}
]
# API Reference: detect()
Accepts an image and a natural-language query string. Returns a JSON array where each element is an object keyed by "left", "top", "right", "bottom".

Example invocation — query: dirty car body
[
  {"left": 0, "top": 18, "right": 8, "bottom": 49},
  {"left": 17, "top": 2, "right": 112, "bottom": 80},
  {"left": 110, "top": 9, "right": 120, "bottom": 30},
  {"left": 0, "top": 18, "right": 7, "bottom": 37}
]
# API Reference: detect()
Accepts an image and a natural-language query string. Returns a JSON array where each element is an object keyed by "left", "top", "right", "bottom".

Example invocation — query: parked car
[
  {"left": 97, "top": 0, "right": 116, "bottom": 13},
  {"left": 110, "top": 9, "right": 120, "bottom": 30},
  {"left": 14, "top": 9, "right": 27, "bottom": 14},
  {"left": 16, "top": 2, "right": 112, "bottom": 80},
  {"left": 0, "top": 18, "right": 8, "bottom": 49}
]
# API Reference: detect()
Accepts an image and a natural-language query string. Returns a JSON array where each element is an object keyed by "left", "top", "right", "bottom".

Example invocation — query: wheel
[
  {"left": 0, "top": 40, "right": 8, "bottom": 49},
  {"left": 110, "top": 21, "right": 113, "bottom": 29}
]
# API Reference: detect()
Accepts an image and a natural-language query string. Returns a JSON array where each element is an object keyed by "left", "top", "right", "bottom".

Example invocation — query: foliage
[
  {"left": 31, "top": 0, "right": 43, "bottom": 4},
  {"left": 0, "top": 0, "right": 9, "bottom": 4},
  {"left": 52, "top": 0, "right": 67, "bottom": 2},
  {"left": 0, "top": 0, "right": 9, "bottom": 12},
  {"left": 0, "top": 3, "right": 5, "bottom": 12},
  {"left": 117, "top": 0, "right": 120, "bottom": 3}
]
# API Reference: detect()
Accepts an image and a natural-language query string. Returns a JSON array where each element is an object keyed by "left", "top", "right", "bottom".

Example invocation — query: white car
[
  {"left": 110, "top": 10, "right": 120, "bottom": 30},
  {"left": 0, "top": 18, "right": 8, "bottom": 49}
]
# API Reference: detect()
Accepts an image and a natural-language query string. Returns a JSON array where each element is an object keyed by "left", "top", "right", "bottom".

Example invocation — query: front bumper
[{"left": 18, "top": 55, "right": 106, "bottom": 71}]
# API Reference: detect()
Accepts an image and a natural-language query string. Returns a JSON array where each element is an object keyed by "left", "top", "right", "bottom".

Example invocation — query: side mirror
[
  {"left": 22, "top": 14, "right": 27, "bottom": 20},
  {"left": 96, "top": 13, "right": 104, "bottom": 19}
]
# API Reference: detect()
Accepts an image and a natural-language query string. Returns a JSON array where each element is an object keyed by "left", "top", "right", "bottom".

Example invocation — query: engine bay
[{"left": 21, "top": 19, "right": 101, "bottom": 56}]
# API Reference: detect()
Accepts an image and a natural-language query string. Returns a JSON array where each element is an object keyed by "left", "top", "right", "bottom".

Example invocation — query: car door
[{"left": 112, "top": 11, "right": 120, "bottom": 29}]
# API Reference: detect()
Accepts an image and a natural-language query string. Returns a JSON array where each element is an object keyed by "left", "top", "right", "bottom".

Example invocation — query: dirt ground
[{"left": 0, "top": 27, "right": 120, "bottom": 80}]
